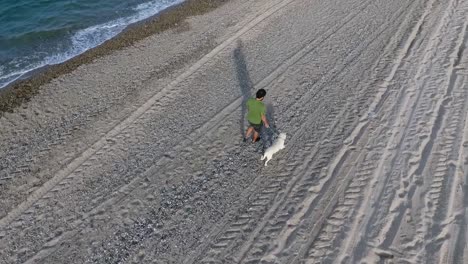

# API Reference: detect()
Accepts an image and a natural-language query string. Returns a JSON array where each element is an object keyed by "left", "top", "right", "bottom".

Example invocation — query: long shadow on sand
[{"left": 233, "top": 40, "right": 253, "bottom": 139}]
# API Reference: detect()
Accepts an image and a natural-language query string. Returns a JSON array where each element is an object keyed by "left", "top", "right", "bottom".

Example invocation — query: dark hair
[{"left": 256, "top": 89, "right": 266, "bottom": 99}]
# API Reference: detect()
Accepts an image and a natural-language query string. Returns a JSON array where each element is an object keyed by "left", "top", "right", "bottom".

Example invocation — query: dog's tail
[{"left": 260, "top": 155, "right": 265, "bottom": 160}]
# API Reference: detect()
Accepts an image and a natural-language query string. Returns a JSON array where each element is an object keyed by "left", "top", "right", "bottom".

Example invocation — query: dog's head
[{"left": 278, "top": 133, "right": 287, "bottom": 140}]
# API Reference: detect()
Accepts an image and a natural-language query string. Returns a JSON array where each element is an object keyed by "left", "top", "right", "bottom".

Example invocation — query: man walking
[{"left": 245, "top": 89, "right": 270, "bottom": 142}]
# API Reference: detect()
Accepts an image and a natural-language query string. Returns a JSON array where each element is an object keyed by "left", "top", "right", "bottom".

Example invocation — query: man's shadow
[
  {"left": 233, "top": 40, "right": 253, "bottom": 139},
  {"left": 233, "top": 40, "right": 277, "bottom": 148}
]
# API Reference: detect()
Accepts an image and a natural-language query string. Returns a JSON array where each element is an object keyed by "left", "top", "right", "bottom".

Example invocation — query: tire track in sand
[
  {"left": 438, "top": 26, "right": 468, "bottom": 264},
  {"left": 326, "top": 0, "right": 468, "bottom": 262},
  {"left": 300, "top": 0, "right": 442, "bottom": 261},
  {"left": 439, "top": 81, "right": 468, "bottom": 264},
  {"left": 358, "top": 1, "right": 468, "bottom": 262}
]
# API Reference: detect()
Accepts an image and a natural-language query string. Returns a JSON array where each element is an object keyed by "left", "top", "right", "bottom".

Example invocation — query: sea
[{"left": 0, "top": 0, "right": 184, "bottom": 88}]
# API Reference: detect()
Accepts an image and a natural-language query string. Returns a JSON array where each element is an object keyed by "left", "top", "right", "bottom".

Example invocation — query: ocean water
[{"left": 0, "top": 0, "right": 184, "bottom": 88}]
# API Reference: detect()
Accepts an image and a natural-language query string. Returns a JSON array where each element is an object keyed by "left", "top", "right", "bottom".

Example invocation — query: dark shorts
[{"left": 249, "top": 122, "right": 262, "bottom": 132}]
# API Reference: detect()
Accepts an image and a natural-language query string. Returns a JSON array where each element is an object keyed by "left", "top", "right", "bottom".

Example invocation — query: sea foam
[{"left": 0, "top": 0, "right": 184, "bottom": 89}]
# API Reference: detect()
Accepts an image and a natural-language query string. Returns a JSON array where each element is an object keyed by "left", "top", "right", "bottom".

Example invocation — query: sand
[{"left": 1, "top": 0, "right": 467, "bottom": 263}]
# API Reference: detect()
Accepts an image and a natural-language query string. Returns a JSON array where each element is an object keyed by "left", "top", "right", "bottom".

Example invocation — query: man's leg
[
  {"left": 253, "top": 131, "right": 260, "bottom": 142},
  {"left": 245, "top": 127, "right": 254, "bottom": 139}
]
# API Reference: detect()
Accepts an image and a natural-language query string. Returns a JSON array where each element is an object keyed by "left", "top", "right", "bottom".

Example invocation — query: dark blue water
[{"left": 0, "top": 0, "right": 183, "bottom": 88}]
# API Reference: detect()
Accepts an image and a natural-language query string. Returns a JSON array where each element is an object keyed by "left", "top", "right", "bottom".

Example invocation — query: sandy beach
[{"left": 1, "top": 0, "right": 468, "bottom": 263}]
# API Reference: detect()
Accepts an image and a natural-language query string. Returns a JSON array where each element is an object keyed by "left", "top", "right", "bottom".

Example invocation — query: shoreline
[{"left": 0, "top": 0, "right": 229, "bottom": 116}]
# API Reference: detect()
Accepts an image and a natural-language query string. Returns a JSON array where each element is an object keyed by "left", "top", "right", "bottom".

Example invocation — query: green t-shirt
[{"left": 246, "top": 98, "right": 266, "bottom": 125}]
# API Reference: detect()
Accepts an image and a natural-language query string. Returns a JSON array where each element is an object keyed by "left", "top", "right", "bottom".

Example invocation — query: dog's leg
[
  {"left": 265, "top": 157, "right": 270, "bottom": 166},
  {"left": 261, "top": 155, "right": 265, "bottom": 160}
]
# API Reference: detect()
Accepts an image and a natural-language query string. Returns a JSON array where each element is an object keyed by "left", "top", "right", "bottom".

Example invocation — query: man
[{"left": 245, "top": 89, "right": 270, "bottom": 142}]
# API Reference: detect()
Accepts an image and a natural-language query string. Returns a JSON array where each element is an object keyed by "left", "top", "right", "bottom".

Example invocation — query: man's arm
[{"left": 261, "top": 114, "right": 270, "bottom": 128}]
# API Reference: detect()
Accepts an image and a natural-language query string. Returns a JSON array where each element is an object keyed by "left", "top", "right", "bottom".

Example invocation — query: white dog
[{"left": 261, "top": 133, "right": 286, "bottom": 166}]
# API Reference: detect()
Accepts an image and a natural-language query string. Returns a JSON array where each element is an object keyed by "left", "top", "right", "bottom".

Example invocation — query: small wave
[{"left": 0, "top": 0, "right": 184, "bottom": 89}]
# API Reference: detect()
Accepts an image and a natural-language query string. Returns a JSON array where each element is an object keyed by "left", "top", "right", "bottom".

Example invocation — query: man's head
[{"left": 256, "top": 89, "right": 267, "bottom": 100}]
